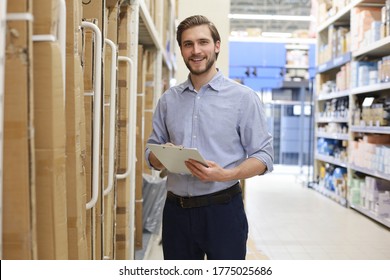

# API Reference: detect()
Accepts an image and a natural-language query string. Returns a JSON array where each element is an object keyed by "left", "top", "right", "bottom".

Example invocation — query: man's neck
[{"left": 190, "top": 68, "right": 218, "bottom": 91}]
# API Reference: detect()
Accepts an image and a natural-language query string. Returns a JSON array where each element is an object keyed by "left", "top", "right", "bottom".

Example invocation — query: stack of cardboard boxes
[{"left": 2, "top": 0, "right": 176, "bottom": 260}]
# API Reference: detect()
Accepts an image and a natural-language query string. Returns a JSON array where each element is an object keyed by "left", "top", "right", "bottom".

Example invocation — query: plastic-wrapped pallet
[{"left": 142, "top": 174, "right": 167, "bottom": 234}]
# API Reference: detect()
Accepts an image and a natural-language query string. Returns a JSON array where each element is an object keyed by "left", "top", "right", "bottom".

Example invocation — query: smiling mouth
[{"left": 190, "top": 57, "right": 204, "bottom": 63}]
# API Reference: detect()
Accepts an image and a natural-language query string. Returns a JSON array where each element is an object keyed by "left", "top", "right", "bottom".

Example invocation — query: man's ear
[{"left": 215, "top": 40, "right": 221, "bottom": 53}]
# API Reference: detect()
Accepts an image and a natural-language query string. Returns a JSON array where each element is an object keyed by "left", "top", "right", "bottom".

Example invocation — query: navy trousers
[{"left": 161, "top": 191, "right": 248, "bottom": 260}]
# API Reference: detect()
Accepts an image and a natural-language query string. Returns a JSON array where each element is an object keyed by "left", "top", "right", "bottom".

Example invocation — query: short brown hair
[{"left": 176, "top": 15, "right": 221, "bottom": 48}]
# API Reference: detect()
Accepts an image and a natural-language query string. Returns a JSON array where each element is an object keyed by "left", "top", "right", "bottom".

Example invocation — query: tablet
[{"left": 146, "top": 143, "right": 209, "bottom": 174}]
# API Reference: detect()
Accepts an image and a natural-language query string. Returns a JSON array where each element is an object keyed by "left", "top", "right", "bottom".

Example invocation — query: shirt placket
[{"left": 187, "top": 89, "right": 203, "bottom": 196}]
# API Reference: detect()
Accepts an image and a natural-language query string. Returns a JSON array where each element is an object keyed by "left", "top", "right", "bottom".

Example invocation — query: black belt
[{"left": 167, "top": 182, "right": 241, "bottom": 208}]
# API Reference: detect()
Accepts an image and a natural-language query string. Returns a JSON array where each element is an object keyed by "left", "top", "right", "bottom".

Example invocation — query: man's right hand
[{"left": 149, "top": 142, "right": 183, "bottom": 171}]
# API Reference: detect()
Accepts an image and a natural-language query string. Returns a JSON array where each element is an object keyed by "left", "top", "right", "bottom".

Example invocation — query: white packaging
[{"left": 377, "top": 191, "right": 390, "bottom": 217}]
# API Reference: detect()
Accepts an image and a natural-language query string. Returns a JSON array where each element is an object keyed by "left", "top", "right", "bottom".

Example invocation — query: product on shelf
[
  {"left": 336, "top": 63, "right": 351, "bottom": 91},
  {"left": 318, "top": 163, "right": 347, "bottom": 198},
  {"left": 379, "top": 55, "right": 390, "bottom": 83},
  {"left": 353, "top": 96, "right": 390, "bottom": 127},
  {"left": 350, "top": 134, "right": 390, "bottom": 174},
  {"left": 351, "top": 6, "right": 382, "bottom": 52},
  {"left": 320, "top": 80, "right": 337, "bottom": 95},
  {"left": 362, "top": 176, "right": 390, "bottom": 216},
  {"left": 320, "top": 97, "right": 349, "bottom": 119},
  {"left": 317, "top": 137, "right": 348, "bottom": 160},
  {"left": 318, "top": 122, "right": 348, "bottom": 134},
  {"left": 351, "top": 60, "right": 378, "bottom": 88},
  {"left": 350, "top": 175, "right": 390, "bottom": 218},
  {"left": 349, "top": 176, "right": 364, "bottom": 205}
]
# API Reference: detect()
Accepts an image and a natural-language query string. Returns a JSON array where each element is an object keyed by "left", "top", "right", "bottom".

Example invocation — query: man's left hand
[{"left": 184, "top": 159, "right": 231, "bottom": 182}]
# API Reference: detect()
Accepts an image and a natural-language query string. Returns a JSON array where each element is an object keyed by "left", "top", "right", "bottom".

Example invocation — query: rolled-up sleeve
[
  {"left": 144, "top": 97, "right": 168, "bottom": 170},
  {"left": 239, "top": 92, "right": 274, "bottom": 174}
]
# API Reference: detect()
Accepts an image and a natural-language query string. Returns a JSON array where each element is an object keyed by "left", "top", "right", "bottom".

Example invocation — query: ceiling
[{"left": 229, "top": 0, "right": 313, "bottom": 36}]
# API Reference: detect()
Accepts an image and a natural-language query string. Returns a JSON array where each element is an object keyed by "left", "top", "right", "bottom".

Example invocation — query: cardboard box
[
  {"left": 63, "top": 0, "right": 88, "bottom": 261},
  {"left": 33, "top": 0, "right": 59, "bottom": 36},
  {"left": 116, "top": 4, "right": 133, "bottom": 260},
  {"left": 3, "top": 0, "right": 37, "bottom": 260},
  {"left": 33, "top": 41, "right": 68, "bottom": 259},
  {"left": 102, "top": 1, "right": 120, "bottom": 260},
  {"left": 351, "top": 7, "right": 382, "bottom": 51},
  {"left": 364, "top": 134, "right": 390, "bottom": 144}
]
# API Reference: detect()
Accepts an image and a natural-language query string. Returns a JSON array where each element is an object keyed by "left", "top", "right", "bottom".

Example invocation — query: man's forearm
[{"left": 228, "top": 157, "right": 267, "bottom": 181}]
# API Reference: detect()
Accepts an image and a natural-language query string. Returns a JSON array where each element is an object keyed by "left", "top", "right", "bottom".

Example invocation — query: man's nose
[{"left": 192, "top": 43, "right": 201, "bottom": 53}]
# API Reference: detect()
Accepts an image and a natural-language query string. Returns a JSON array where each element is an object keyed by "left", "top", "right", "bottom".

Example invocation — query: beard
[{"left": 184, "top": 53, "right": 217, "bottom": 76}]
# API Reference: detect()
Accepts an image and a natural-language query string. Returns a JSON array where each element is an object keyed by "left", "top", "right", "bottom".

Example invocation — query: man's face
[{"left": 180, "top": 25, "right": 220, "bottom": 76}]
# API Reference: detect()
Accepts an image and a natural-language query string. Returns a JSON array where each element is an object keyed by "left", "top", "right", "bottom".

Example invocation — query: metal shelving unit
[{"left": 315, "top": 0, "right": 390, "bottom": 228}]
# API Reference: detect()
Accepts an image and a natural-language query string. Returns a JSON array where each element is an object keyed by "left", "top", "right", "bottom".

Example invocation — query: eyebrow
[{"left": 183, "top": 38, "right": 211, "bottom": 44}]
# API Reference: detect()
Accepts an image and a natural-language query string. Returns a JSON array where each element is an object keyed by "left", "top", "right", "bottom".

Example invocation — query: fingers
[
  {"left": 163, "top": 142, "right": 184, "bottom": 148},
  {"left": 163, "top": 142, "right": 175, "bottom": 147},
  {"left": 186, "top": 159, "right": 211, "bottom": 181}
]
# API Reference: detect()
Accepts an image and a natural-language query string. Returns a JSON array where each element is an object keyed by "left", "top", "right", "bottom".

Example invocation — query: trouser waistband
[{"left": 166, "top": 182, "right": 241, "bottom": 208}]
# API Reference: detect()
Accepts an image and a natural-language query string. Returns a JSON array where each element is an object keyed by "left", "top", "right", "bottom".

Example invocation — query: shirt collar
[{"left": 179, "top": 70, "right": 223, "bottom": 94}]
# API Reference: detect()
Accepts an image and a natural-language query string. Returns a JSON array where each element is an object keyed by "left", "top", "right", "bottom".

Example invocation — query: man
[{"left": 145, "top": 15, "right": 273, "bottom": 260}]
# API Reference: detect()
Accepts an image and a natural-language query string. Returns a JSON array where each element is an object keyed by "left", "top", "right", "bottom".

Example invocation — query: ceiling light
[
  {"left": 228, "top": 14, "right": 313, "bottom": 21},
  {"left": 262, "top": 32, "right": 292, "bottom": 38}
]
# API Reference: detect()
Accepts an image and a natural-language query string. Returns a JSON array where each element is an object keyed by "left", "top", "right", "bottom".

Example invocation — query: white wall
[{"left": 175, "top": 0, "right": 230, "bottom": 83}]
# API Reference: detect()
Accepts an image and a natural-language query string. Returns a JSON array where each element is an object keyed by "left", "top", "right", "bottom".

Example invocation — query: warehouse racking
[
  {"left": 314, "top": 0, "right": 390, "bottom": 228},
  {"left": 2, "top": 0, "right": 177, "bottom": 260}
]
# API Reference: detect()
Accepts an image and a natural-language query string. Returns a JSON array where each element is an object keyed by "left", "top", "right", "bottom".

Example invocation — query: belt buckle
[{"left": 179, "top": 197, "right": 191, "bottom": 208}]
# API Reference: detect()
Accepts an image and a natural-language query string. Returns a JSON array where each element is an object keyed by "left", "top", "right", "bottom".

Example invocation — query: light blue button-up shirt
[{"left": 145, "top": 71, "right": 273, "bottom": 196}]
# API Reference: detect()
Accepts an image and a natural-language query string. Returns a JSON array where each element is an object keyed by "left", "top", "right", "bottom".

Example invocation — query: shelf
[
  {"left": 317, "top": 89, "right": 350, "bottom": 101},
  {"left": 316, "top": 132, "right": 349, "bottom": 140},
  {"left": 351, "top": 125, "right": 390, "bottom": 134},
  {"left": 317, "top": 52, "right": 352, "bottom": 73},
  {"left": 315, "top": 0, "right": 390, "bottom": 223},
  {"left": 350, "top": 204, "right": 390, "bottom": 228},
  {"left": 229, "top": 36, "right": 317, "bottom": 45},
  {"left": 351, "top": 82, "right": 390, "bottom": 95},
  {"left": 349, "top": 163, "right": 390, "bottom": 181},
  {"left": 138, "top": 0, "right": 163, "bottom": 49},
  {"left": 311, "top": 183, "right": 348, "bottom": 207},
  {"left": 285, "top": 44, "right": 310, "bottom": 50},
  {"left": 316, "top": 0, "right": 383, "bottom": 32},
  {"left": 352, "top": 36, "right": 390, "bottom": 58},
  {"left": 315, "top": 153, "right": 348, "bottom": 168},
  {"left": 138, "top": 0, "right": 175, "bottom": 71},
  {"left": 285, "top": 65, "right": 309, "bottom": 69},
  {"left": 316, "top": 116, "right": 349, "bottom": 123}
]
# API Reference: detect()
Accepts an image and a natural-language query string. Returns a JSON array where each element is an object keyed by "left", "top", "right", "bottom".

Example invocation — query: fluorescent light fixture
[
  {"left": 262, "top": 32, "right": 292, "bottom": 38},
  {"left": 293, "top": 105, "right": 312, "bottom": 116},
  {"left": 228, "top": 14, "right": 313, "bottom": 21},
  {"left": 362, "top": 97, "right": 375, "bottom": 107},
  {"left": 230, "top": 30, "right": 248, "bottom": 36}
]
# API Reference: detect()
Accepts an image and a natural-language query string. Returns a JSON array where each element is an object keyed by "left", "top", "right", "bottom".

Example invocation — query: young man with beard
[{"left": 145, "top": 15, "right": 274, "bottom": 260}]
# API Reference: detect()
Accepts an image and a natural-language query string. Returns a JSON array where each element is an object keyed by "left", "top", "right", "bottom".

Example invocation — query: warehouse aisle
[
  {"left": 144, "top": 165, "right": 390, "bottom": 260},
  {"left": 246, "top": 165, "right": 390, "bottom": 260}
]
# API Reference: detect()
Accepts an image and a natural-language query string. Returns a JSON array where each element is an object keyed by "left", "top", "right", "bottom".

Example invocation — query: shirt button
[
  {"left": 197, "top": 96, "right": 200, "bottom": 99},
  {"left": 193, "top": 135, "right": 196, "bottom": 138}
]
